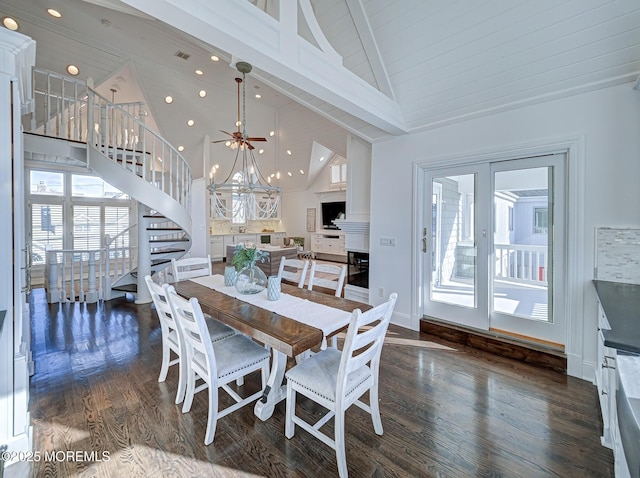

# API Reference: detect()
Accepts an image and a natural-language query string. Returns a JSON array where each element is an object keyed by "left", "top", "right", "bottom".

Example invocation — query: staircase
[{"left": 26, "top": 68, "right": 192, "bottom": 302}]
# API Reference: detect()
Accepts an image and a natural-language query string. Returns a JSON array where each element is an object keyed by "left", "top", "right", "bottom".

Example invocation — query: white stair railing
[
  {"left": 44, "top": 249, "right": 104, "bottom": 303},
  {"left": 104, "top": 226, "right": 139, "bottom": 301},
  {"left": 86, "top": 89, "right": 192, "bottom": 213},
  {"left": 31, "top": 68, "right": 89, "bottom": 142}
]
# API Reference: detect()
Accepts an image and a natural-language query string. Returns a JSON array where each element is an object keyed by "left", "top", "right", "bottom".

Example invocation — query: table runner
[{"left": 190, "top": 275, "right": 352, "bottom": 337}]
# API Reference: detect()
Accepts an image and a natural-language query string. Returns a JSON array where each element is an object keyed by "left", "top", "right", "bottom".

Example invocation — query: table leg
[{"left": 254, "top": 348, "right": 287, "bottom": 421}]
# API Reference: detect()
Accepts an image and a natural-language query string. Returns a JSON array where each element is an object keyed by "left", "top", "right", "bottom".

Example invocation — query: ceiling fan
[{"left": 212, "top": 62, "right": 266, "bottom": 151}]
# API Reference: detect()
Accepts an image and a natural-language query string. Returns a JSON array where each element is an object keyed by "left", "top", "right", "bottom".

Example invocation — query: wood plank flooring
[{"left": 23, "top": 287, "right": 613, "bottom": 477}]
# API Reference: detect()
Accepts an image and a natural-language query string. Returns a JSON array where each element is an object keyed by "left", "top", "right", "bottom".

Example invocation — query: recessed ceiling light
[
  {"left": 258, "top": 149, "right": 264, "bottom": 154},
  {"left": 198, "top": 90, "right": 206, "bottom": 98},
  {"left": 287, "top": 171, "right": 292, "bottom": 177},
  {"left": 319, "top": 156, "right": 325, "bottom": 162},
  {"left": 47, "top": 8, "right": 62, "bottom": 18},
  {"left": 177, "top": 145, "right": 184, "bottom": 152},
  {"left": 286, "top": 150, "right": 292, "bottom": 155},
  {"left": 164, "top": 95, "right": 173, "bottom": 104},
  {"left": 210, "top": 55, "right": 219, "bottom": 62},
  {"left": 195, "top": 69, "right": 203, "bottom": 75},
  {"left": 300, "top": 169, "right": 305, "bottom": 175},
  {"left": 187, "top": 119, "right": 195, "bottom": 126},
  {"left": 66, "top": 64, "right": 79, "bottom": 76},
  {"left": 255, "top": 94, "right": 261, "bottom": 99},
  {"left": 236, "top": 121, "right": 241, "bottom": 127},
  {"left": 2, "top": 17, "right": 18, "bottom": 31},
  {"left": 269, "top": 131, "right": 275, "bottom": 137}
]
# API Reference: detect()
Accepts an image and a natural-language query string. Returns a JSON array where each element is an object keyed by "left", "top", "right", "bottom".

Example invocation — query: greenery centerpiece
[{"left": 231, "top": 244, "right": 268, "bottom": 294}]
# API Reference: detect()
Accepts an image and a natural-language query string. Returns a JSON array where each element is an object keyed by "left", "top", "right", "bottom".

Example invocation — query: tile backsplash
[{"left": 595, "top": 227, "right": 640, "bottom": 284}]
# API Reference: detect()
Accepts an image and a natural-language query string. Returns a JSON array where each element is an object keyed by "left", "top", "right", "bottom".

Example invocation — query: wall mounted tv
[{"left": 321, "top": 201, "right": 346, "bottom": 229}]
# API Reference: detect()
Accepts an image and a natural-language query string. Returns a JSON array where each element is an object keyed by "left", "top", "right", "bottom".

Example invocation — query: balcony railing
[{"left": 494, "top": 243, "right": 547, "bottom": 285}]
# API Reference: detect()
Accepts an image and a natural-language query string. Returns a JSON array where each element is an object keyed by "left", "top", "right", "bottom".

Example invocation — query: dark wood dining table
[{"left": 174, "top": 278, "right": 370, "bottom": 420}]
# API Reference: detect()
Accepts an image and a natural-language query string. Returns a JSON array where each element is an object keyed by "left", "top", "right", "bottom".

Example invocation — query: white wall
[
  {"left": 280, "top": 158, "right": 336, "bottom": 247},
  {"left": 370, "top": 82, "right": 640, "bottom": 379}
]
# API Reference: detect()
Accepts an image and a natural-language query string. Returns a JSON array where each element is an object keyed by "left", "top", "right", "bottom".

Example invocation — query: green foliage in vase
[{"left": 231, "top": 244, "right": 268, "bottom": 271}]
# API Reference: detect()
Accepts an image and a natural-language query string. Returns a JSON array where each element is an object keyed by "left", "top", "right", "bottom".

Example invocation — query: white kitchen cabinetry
[
  {"left": 253, "top": 194, "right": 280, "bottom": 219},
  {"left": 596, "top": 300, "right": 617, "bottom": 449},
  {"left": 270, "top": 232, "right": 286, "bottom": 246},
  {"left": 210, "top": 235, "right": 224, "bottom": 261},
  {"left": 311, "top": 232, "right": 346, "bottom": 257}
]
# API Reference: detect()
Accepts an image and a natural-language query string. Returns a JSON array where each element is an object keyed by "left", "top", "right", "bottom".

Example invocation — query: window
[
  {"left": 72, "top": 174, "right": 129, "bottom": 199},
  {"left": 30, "top": 170, "right": 64, "bottom": 196},
  {"left": 31, "top": 204, "right": 63, "bottom": 264},
  {"left": 534, "top": 207, "right": 548, "bottom": 234},
  {"left": 330, "top": 162, "right": 347, "bottom": 186},
  {"left": 28, "top": 169, "right": 134, "bottom": 266}
]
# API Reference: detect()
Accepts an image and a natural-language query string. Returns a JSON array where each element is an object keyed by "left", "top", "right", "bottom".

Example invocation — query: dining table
[{"left": 173, "top": 274, "right": 371, "bottom": 420}]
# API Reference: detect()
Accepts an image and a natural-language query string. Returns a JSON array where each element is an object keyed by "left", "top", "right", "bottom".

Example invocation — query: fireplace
[{"left": 347, "top": 251, "right": 369, "bottom": 289}]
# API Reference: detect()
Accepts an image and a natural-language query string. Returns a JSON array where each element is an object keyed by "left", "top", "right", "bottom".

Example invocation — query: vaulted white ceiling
[{"left": 3, "top": 0, "right": 640, "bottom": 191}]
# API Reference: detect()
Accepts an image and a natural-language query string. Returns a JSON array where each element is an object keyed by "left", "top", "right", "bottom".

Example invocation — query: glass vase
[{"left": 234, "top": 263, "right": 268, "bottom": 295}]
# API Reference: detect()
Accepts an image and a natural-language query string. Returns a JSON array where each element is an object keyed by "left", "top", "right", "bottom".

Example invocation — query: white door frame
[{"left": 411, "top": 137, "right": 586, "bottom": 377}]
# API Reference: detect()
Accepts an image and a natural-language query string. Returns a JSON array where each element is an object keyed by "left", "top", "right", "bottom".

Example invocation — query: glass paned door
[
  {"left": 490, "top": 155, "right": 565, "bottom": 345},
  {"left": 422, "top": 154, "right": 566, "bottom": 347},
  {"left": 424, "top": 166, "right": 489, "bottom": 330}
]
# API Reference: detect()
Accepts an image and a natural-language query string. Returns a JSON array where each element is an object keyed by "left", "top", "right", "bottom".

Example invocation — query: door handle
[{"left": 422, "top": 227, "right": 427, "bottom": 253}]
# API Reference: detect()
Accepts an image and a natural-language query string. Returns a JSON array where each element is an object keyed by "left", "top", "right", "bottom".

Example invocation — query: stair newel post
[
  {"left": 87, "top": 250, "right": 96, "bottom": 303},
  {"left": 86, "top": 78, "right": 95, "bottom": 146},
  {"left": 46, "top": 249, "right": 60, "bottom": 303},
  {"left": 136, "top": 204, "right": 152, "bottom": 304},
  {"left": 104, "top": 235, "right": 111, "bottom": 301}
]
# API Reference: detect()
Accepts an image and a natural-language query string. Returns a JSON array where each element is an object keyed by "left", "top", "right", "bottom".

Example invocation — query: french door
[{"left": 422, "top": 154, "right": 566, "bottom": 347}]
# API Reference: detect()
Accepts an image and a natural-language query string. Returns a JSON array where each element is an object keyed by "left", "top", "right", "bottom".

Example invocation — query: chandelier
[{"left": 207, "top": 62, "right": 280, "bottom": 219}]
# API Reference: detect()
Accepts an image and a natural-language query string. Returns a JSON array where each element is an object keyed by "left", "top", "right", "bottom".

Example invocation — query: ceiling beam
[{"left": 120, "top": 0, "right": 407, "bottom": 135}]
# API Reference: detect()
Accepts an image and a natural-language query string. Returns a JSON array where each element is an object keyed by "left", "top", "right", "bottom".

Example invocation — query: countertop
[{"left": 593, "top": 280, "right": 640, "bottom": 354}]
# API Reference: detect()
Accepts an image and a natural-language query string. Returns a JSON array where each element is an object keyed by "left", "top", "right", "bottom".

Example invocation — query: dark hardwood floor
[{"left": 24, "top": 286, "right": 614, "bottom": 477}]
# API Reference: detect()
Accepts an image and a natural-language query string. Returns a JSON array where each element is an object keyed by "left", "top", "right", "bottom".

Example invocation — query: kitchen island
[{"left": 226, "top": 245, "right": 298, "bottom": 277}]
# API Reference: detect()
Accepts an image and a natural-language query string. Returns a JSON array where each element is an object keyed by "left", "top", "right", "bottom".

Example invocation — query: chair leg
[
  {"left": 204, "top": 385, "right": 218, "bottom": 445},
  {"left": 182, "top": 368, "right": 195, "bottom": 413},
  {"left": 335, "top": 410, "right": 348, "bottom": 478},
  {"left": 175, "top": 355, "right": 187, "bottom": 404},
  {"left": 158, "top": 344, "right": 170, "bottom": 382},
  {"left": 285, "top": 383, "right": 295, "bottom": 439},
  {"left": 369, "top": 381, "right": 384, "bottom": 435}
]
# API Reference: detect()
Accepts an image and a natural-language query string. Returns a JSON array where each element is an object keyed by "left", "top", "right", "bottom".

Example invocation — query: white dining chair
[
  {"left": 307, "top": 261, "right": 347, "bottom": 298},
  {"left": 285, "top": 293, "right": 398, "bottom": 478},
  {"left": 277, "top": 256, "right": 309, "bottom": 288},
  {"left": 144, "top": 275, "right": 236, "bottom": 405},
  {"left": 171, "top": 255, "right": 212, "bottom": 282},
  {"left": 165, "top": 285, "right": 270, "bottom": 446}
]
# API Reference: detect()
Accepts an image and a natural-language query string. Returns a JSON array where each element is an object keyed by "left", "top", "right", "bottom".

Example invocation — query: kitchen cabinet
[
  {"left": 596, "top": 300, "right": 617, "bottom": 449},
  {"left": 593, "top": 280, "right": 640, "bottom": 478},
  {"left": 210, "top": 235, "right": 224, "bottom": 261}
]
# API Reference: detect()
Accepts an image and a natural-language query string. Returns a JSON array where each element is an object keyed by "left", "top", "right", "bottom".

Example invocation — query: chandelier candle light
[{"left": 208, "top": 62, "right": 280, "bottom": 219}]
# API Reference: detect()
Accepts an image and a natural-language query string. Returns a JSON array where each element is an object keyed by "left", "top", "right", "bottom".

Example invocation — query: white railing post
[{"left": 87, "top": 251, "right": 97, "bottom": 302}]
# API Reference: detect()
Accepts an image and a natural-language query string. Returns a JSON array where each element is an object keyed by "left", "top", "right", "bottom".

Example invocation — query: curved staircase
[{"left": 27, "top": 68, "right": 192, "bottom": 303}]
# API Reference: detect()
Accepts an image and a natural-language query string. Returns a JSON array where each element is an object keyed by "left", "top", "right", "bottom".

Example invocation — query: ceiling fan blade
[
  {"left": 219, "top": 130, "right": 234, "bottom": 136},
  {"left": 211, "top": 139, "right": 228, "bottom": 143},
  {"left": 246, "top": 137, "right": 267, "bottom": 142},
  {"left": 244, "top": 141, "right": 256, "bottom": 150}
]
